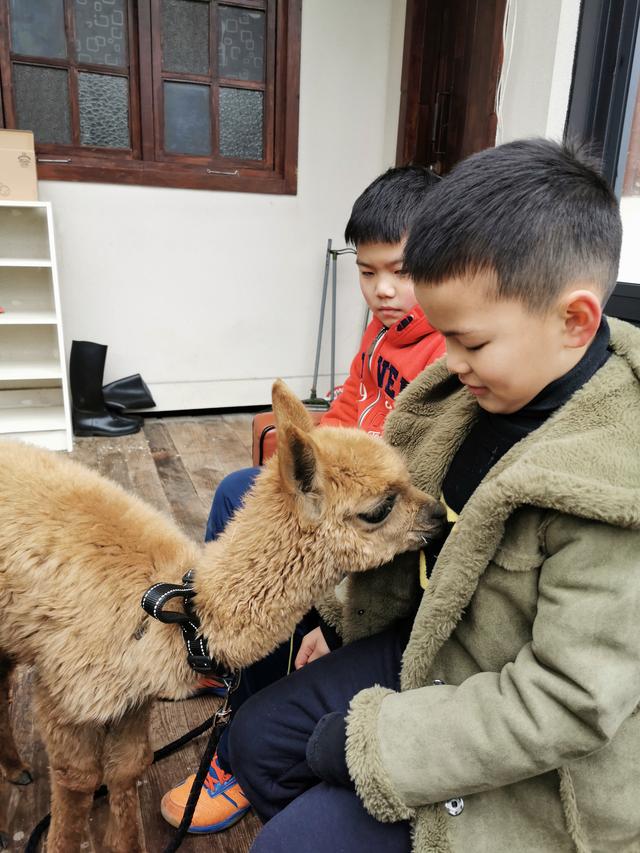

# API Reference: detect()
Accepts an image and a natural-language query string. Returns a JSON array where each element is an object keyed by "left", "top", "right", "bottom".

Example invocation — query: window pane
[
  {"left": 14, "top": 65, "right": 71, "bottom": 145},
  {"left": 161, "top": 0, "right": 209, "bottom": 75},
  {"left": 74, "top": 0, "right": 128, "bottom": 67},
  {"left": 164, "top": 82, "right": 211, "bottom": 155},
  {"left": 619, "top": 70, "right": 640, "bottom": 283},
  {"left": 219, "top": 87, "right": 263, "bottom": 159},
  {"left": 79, "top": 72, "right": 129, "bottom": 148},
  {"left": 10, "top": 0, "right": 67, "bottom": 59},
  {"left": 219, "top": 6, "right": 265, "bottom": 83}
]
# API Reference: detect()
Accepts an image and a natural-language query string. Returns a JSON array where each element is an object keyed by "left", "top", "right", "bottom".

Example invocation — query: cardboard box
[{"left": 0, "top": 130, "right": 38, "bottom": 201}]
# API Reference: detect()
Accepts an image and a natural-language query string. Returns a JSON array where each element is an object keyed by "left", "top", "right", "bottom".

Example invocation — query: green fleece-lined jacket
[{"left": 340, "top": 318, "right": 640, "bottom": 853}]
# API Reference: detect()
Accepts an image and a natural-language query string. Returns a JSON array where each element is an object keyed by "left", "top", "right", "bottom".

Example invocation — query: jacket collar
[{"left": 386, "top": 317, "right": 640, "bottom": 528}]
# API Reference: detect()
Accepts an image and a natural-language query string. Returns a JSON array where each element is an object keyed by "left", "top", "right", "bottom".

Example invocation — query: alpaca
[{"left": 0, "top": 380, "right": 444, "bottom": 853}]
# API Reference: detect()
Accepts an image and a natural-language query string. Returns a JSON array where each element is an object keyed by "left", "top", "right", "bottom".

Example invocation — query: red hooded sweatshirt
[{"left": 320, "top": 305, "right": 445, "bottom": 436}]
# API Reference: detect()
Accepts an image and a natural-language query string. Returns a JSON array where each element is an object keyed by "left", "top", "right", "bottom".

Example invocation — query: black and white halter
[{"left": 140, "top": 569, "right": 232, "bottom": 678}]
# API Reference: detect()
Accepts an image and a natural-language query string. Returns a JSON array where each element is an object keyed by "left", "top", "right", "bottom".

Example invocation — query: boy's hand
[
  {"left": 306, "top": 712, "right": 353, "bottom": 789},
  {"left": 295, "top": 627, "right": 331, "bottom": 669}
]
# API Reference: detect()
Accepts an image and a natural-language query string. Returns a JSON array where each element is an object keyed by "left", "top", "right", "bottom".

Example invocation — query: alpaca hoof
[
  {"left": 0, "top": 831, "right": 9, "bottom": 849},
  {"left": 10, "top": 769, "right": 33, "bottom": 785}
]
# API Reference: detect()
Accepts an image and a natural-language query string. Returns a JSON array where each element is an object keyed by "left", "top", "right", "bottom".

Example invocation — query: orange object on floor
[
  {"left": 160, "top": 753, "right": 251, "bottom": 834},
  {"left": 252, "top": 408, "right": 324, "bottom": 466}
]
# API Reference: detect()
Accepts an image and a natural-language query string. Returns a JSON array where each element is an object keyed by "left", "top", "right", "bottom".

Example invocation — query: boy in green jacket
[{"left": 227, "top": 139, "right": 640, "bottom": 853}]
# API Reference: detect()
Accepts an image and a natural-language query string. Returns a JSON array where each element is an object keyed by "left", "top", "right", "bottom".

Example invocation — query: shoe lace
[{"left": 203, "top": 756, "right": 232, "bottom": 793}]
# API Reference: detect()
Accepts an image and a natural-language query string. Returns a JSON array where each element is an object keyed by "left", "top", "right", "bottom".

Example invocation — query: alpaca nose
[
  {"left": 431, "top": 502, "right": 446, "bottom": 519},
  {"left": 428, "top": 501, "right": 447, "bottom": 538}
]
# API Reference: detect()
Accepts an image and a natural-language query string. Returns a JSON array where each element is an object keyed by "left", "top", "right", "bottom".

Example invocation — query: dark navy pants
[
  {"left": 206, "top": 468, "right": 318, "bottom": 771},
  {"left": 229, "top": 622, "right": 413, "bottom": 852}
]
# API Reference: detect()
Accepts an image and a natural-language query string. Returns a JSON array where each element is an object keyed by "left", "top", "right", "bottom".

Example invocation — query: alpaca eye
[{"left": 358, "top": 494, "right": 397, "bottom": 525}]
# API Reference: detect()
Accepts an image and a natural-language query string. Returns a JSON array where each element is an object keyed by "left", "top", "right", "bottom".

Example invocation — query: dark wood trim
[
  {"left": 396, "top": 0, "right": 427, "bottom": 167},
  {"left": 224, "top": 0, "right": 268, "bottom": 9},
  {"left": 210, "top": 0, "right": 220, "bottom": 159},
  {"left": 34, "top": 157, "right": 295, "bottom": 193},
  {"left": 281, "top": 0, "right": 301, "bottom": 193},
  {"left": 0, "top": 2, "right": 14, "bottom": 128},
  {"left": 64, "top": 0, "right": 80, "bottom": 147},
  {"left": 4, "top": 0, "right": 300, "bottom": 194},
  {"left": 138, "top": 0, "right": 155, "bottom": 161},
  {"left": 127, "top": 0, "right": 142, "bottom": 159},
  {"left": 263, "top": 0, "right": 277, "bottom": 167},
  {"left": 395, "top": 0, "right": 506, "bottom": 172}
]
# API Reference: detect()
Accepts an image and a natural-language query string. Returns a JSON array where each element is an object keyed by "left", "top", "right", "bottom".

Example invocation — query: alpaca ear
[
  {"left": 278, "top": 423, "right": 319, "bottom": 496},
  {"left": 272, "top": 380, "right": 314, "bottom": 434}
]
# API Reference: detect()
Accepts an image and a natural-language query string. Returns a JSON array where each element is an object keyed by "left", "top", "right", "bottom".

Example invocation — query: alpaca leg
[
  {"left": 102, "top": 703, "right": 152, "bottom": 853},
  {"left": 34, "top": 692, "right": 105, "bottom": 853},
  {"left": 0, "top": 653, "right": 31, "bottom": 784}
]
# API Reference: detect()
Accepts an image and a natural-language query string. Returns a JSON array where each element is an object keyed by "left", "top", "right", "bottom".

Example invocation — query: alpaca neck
[{"left": 191, "top": 482, "right": 336, "bottom": 669}]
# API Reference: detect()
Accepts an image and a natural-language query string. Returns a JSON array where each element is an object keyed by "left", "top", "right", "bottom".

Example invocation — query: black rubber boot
[
  {"left": 70, "top": 341, "right": 142, "bottom": 437},
  {"left": 103, "top": 373, "right": 156, "bottom": 412}
]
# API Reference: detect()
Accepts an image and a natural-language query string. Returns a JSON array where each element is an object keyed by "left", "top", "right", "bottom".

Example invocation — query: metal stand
[{"left": 303, "top": 238, "right": 356, "bottom": 408}]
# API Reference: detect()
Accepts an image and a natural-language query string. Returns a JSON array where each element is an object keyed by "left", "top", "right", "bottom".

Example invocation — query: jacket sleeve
[
  {"left": 320, "top": 348, "right": 364, "bottom": 429},
  {"left": 345, "top": 515, "right": 640, "bottom": 821}
]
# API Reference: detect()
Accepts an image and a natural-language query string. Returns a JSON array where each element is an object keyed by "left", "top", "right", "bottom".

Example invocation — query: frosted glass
[
  {"left": 162, "top": 0, "right": 209, "bottom": 74},
  {"left": 79, "top": 73, "right": 129, "bottom": 148},
  {"left": 10, "top": 0, "right": 67, "bottom": 59},
  {"left": 74, "top": 0, "right": 128, "bottom": 66},
  {"left": 14, "top": 65, "right": 71, "bottom": 145},
  {"left": 219, "top": 87, "right": 263, "bottom": 160},
  {"left": 219, "top": 6, "right": 265, "bottom": 83},
  {"left": 164, "top": 82, "right": 211, "bottom": 155}
]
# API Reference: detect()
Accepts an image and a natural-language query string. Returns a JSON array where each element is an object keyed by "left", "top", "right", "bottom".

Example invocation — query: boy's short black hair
[
  {"left": 403, "top": 139, "right": 622, "bottom": 312},
  {"left": 344, "top": 165, "right": 441, "bottom": 247}
]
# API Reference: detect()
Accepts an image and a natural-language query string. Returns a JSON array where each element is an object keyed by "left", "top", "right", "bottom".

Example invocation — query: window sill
[{"left": 36, "top": 159, "right": 297, "bottom": 194}]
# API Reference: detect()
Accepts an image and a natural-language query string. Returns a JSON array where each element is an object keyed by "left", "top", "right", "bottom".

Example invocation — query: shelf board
[
  {"left": 0, "top": 311, "right": 56, "bottom": 325},
  {"left": 0, "top": 405, "right": 66, "bottom": 434},
  {"left": 0, "top": 200, "right": 49, "bottom": 209},
  {"left": 0, "top": 363, "right": 62, "bottom": 381},
  {"left": 1, "top": 428, "right": 69, "bottom": 451},
  {"left": 0, "top": 259, "right": 52, "bottom": 267}
]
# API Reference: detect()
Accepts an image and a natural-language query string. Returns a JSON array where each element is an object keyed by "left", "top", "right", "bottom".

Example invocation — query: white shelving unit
[{"left": 0, "top": 201, "right": 72, "bottom": 451}]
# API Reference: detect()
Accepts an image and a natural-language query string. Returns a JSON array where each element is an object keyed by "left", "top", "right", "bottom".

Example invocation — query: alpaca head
[
  {"left": 194, "top": 381, "right": 445, "bottom": 669},
  {"left": 268, "top": 380, "right": 445, "bottom": 571}
]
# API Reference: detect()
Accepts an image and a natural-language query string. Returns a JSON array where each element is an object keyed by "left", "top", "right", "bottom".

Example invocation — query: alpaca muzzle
[{"left": 413, "top": 498, "right": 447, "bottom": 545}]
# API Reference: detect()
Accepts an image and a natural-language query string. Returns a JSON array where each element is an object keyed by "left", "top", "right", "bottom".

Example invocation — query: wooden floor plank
[
  {"left": 221, "top": 413, "right": 254, "bottom": 455},
  {"left": 144, "top": 420, "right": 210, "bottom": 542},
  {"left": 3, "top": 412, "right": 261, "bottom": 853}
]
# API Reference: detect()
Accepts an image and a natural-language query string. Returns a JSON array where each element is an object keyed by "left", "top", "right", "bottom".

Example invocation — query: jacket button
[
  {"left": 357, "top": 609, "right": 365, "bottom": 615},
  {"left": 433, "top": 679, "right": 445, "bottom": 685},
  {"left": 444, "top": 797, "right": 464, "bottom": 816}
]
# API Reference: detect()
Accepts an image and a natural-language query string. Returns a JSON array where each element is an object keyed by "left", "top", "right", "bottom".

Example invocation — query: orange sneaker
[{"left": 160, "top": 753, "right": 251, "bottom": 834}]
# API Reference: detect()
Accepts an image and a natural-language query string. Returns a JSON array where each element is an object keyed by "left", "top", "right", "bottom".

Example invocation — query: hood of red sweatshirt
[{"left": 375, "top": 304, "right": 438, "bottom": 347}]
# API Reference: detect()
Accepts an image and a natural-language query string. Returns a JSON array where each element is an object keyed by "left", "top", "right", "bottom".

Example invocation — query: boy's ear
[
  {"left": 562, "top": 289, "right": 602, "bottom": 348},
  {"left": 277, "top": 423, "right": 321, "bottom": 497},
  {"left": 272, "top": 380, "right": 314, "bottom": 434}
]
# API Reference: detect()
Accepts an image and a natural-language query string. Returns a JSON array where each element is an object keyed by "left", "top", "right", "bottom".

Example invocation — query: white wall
[
  {"left": 37, "top": 0, "right": 407, "bottom": 411},
  {"left": 497, "top": 0, "right": 581, "bottom": 144}
]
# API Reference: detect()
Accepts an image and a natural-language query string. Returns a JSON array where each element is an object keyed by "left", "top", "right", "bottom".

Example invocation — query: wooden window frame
[{"left": 0, "top": 0, "right": 301, "bottom": 194}]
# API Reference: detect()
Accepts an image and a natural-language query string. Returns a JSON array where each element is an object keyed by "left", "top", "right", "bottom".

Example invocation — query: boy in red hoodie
[{"left": 161, "top": 165, "right": 445, "bottom": 834}]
